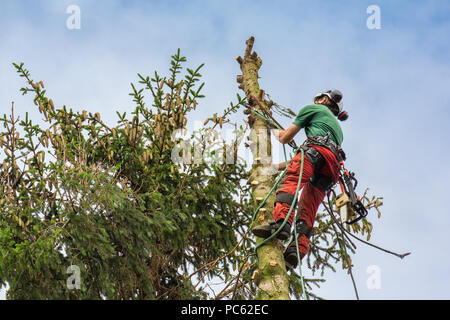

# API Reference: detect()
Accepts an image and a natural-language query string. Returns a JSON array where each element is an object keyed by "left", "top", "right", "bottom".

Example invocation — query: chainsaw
[{"left": 334, "top": 166, "right": 368, "bottom": 225}]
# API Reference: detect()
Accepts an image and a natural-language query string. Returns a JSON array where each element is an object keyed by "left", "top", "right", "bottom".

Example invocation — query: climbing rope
[
  {"left": 286, "top": 150, "right": 308, "bottom": 300},
  {"left": 251, "top": 145, "right": 307, "bottom": 300},
  {"left": 250, "top": 108, "right": 272, "bottom": 124},
  {"left": 247, "top": 107, "right": 308, "bottom": 299}
]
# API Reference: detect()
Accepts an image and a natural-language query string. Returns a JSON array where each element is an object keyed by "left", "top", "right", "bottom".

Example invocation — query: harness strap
[
  {"left": 310, "top": 173, "right": 334, "bottom": 193},
  {"left": 306, "top": 133, "right": 346, "bottom": 162},
  {"left": 302, "top": 145, "right": 325, "bottom": 172},
  {"left": 275, "top": 192, "right": 296, "bottom": 205}
]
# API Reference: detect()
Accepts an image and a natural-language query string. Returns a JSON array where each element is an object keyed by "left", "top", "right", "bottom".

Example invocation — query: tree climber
[{"left": 252, "top": 89, "right": 348, "bottom": 269}]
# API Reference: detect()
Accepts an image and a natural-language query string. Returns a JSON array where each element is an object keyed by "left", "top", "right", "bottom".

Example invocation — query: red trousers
[{"left": 273, "top": 144, "right": 340, "bottom": 258}]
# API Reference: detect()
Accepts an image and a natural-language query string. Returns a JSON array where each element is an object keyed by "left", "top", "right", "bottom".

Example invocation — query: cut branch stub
[{"left": 245, "top": 36, "right": 255, "bottom": 59}]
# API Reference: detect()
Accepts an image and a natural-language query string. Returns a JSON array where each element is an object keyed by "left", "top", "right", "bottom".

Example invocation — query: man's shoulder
[
  {"left": 301, "top": 104, "right": 317, "bottom": 110},
  {"left": 296, "top": 104, "right": 317, "bottom": 114},
  {"left": 298, "top": 104, "right": 330, "bottom": 115}
]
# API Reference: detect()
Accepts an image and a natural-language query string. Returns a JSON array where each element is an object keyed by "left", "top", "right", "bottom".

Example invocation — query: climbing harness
[{"left": 306, "top": 133, "right": 346, "bottom": 162}]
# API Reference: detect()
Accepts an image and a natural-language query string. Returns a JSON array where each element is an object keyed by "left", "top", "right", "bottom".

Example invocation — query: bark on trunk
[{"left": 237, "top": 36, "right": 290, "bottom": 300}]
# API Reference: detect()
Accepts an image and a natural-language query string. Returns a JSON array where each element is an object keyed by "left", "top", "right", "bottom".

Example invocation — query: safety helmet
[{"left": 314, "top": 89, "right": 344, "bottom": 113}]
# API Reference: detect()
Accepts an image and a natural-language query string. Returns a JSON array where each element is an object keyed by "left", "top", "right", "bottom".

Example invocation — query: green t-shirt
[{"left": 293, "top": 104, "right": 343, "bottom": 146}]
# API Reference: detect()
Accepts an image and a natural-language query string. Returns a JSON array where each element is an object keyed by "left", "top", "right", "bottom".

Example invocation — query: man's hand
[
  {"left": 273, "top": 160, "right": 291, "bottom": 171},
  {"left": 272, "top": 129, "right": 283, "bottom": 141},
  {"left": 272, "top": 124, "right": 301, "bottom": 144}
]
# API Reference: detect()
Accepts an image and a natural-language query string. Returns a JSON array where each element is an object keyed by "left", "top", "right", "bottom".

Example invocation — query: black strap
[
  {"left": 295, "top": 220, "right": 313, "bottom": 239},
  {"left": 303, "top": 146, "right": 326, "bottom": 172},
  {"left": 307, "top": 134, "right": 346, "bottom": 162},
  {"left": 310, "top": 173, "right": 333, "bottom": 193},
  {"left": 275, "top": 192, "right": 296, "bottom": 205}
]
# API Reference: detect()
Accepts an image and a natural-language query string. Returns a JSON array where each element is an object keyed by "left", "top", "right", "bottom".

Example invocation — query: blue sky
[{"left": 1, "top": 0, "right": 450, "bottom": 299}]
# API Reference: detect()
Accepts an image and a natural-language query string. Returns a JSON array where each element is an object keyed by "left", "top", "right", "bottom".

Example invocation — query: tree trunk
[{"left": 236, "top": 36, "right": 290, "bottom": 300}]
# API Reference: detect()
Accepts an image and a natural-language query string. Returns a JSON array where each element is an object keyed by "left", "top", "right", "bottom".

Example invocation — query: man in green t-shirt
[
  {"left": 252, "top": 89, "right": 348, "bottom": 269},
  {"left": 293, "top": 103, "right": 343, "bottom": 146}
]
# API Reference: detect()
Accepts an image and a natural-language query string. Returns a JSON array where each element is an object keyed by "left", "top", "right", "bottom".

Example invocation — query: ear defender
[{"left": 338, "top": 111, "right": 348, "bottom": 121}]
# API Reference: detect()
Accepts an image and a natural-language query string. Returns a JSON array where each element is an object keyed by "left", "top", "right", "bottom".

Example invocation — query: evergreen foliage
[
  {"left": 0, "top": 50, "right": 385, "bottom": 300},
  {"left": 0, "top": 52, "right": 251, "bottom": 299}
]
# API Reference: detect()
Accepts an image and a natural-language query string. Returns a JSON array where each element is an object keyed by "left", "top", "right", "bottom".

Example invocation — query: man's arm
[
  {"left": 272, "top": 159, "right": 291, "bottom": 171},
  {"left": 272, "top": 123, "right": 301, "bottom": 144}
]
